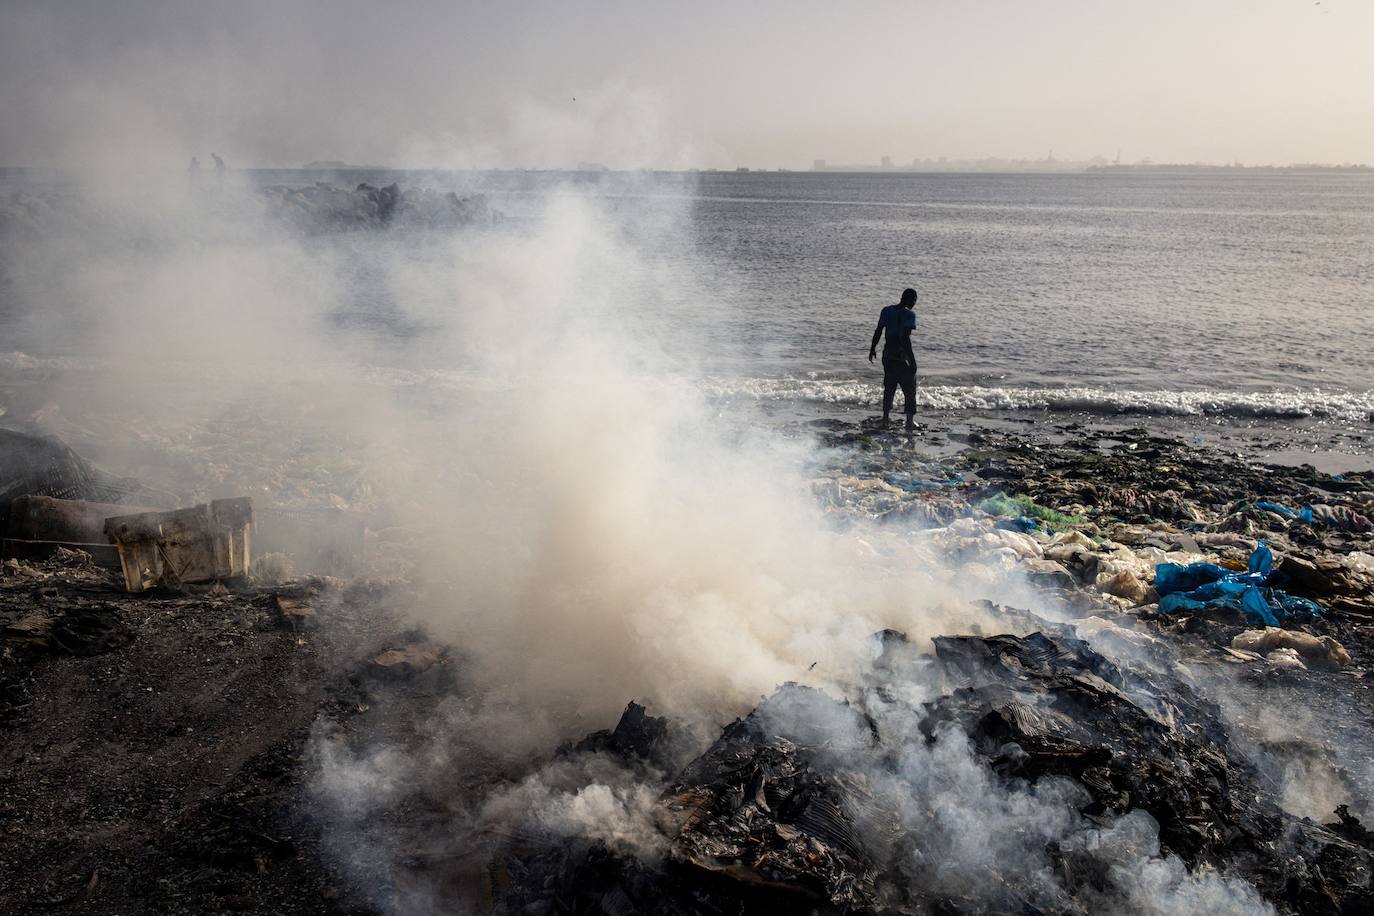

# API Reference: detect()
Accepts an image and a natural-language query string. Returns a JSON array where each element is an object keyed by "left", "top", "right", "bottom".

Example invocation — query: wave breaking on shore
[{"left": 709, "top": 377, "right": 1374, "bottom": 422}]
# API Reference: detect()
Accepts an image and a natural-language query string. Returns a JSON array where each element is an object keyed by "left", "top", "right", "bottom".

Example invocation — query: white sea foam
[
  {"left": 6, "top": 349, "right": 1370, "bottom": 424},
  {"left": 704, "top": 377, "right": 1374, "bottom": 423}
]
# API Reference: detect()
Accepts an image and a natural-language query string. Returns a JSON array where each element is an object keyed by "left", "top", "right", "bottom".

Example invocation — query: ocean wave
[
  {"left": 5, "top": 350, "right": 1369, "bottom": 423},
  {"left": 704, "top": 377, "right": 1374, "bottom": 422}
]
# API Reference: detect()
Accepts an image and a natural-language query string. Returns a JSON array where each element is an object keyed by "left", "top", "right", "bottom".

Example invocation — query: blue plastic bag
[
  {"left": 1240, "top": 586, "right": 1280, "bottom": 627},
  {"left": 1153, "top": 541, "right": 1318, "bottom": 627},
  {"left": 1154, "top": 562, "right": 1230, "bottom": 596}
]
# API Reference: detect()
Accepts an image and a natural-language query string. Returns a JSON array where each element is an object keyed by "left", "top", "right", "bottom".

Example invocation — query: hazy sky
[{"left": 2, "top": 0, "right": 1371, "bottom": 169}]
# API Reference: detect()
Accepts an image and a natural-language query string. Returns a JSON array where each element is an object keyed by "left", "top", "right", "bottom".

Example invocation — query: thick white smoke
[{"left": 1, "top": 171, "right": 1280, "bottom": 914}]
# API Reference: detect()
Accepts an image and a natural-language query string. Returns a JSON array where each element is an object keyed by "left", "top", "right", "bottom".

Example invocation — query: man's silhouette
[{"left": 868, "top": 288, "right": 918, "bottom": 430}]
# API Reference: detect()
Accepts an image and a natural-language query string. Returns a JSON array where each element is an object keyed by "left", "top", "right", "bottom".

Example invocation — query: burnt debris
[{"left": 489, "top": 626, "right": 1372, "bottom": 915}]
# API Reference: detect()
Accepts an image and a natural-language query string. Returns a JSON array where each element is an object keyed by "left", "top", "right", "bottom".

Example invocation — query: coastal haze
[{"left": 2, "top": 0, "right": 1373, "bottom": 170}]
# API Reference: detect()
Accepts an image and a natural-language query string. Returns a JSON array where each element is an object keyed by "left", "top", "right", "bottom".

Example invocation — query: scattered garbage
[
  {"left": 1253, "top": 500, "right": 1372, "bottom": 532},
  {"left": 1019, "top": 557, "right": 1077, "bottom": 589},
  {"left": 2, "top": 418, "right": 1369, "bottom": 913},
  {"left": 565, "top": 701, "right": 674, "bottom": 770},
  {"left": 272, "top": 593, "right": 316, "bottom": 630},
  {"left": 976, "top": 491, "right": 1084, "bottom": 528},
  {"left": 1232, "top": 626, "right": 1351, "bottom": 669},
  {"left": 367, "top": 641, "right": 442, "bottom": 679},
  {"left": 1266, "top": 647, "right": 1307, "bottom": 669},
  {"left": 1155, "top": 541, "right": 1325, "bottom": 627}
]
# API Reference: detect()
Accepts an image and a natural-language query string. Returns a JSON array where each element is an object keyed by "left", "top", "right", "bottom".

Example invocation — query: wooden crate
[{"left": 104, "top": 497, "right": 253, "bottom": 592}]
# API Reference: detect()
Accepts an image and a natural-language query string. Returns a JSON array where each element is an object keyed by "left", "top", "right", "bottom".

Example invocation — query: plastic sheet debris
[
  {"left": 1020, "top": 557, "right": 1078, "bottom": 589},
  {"left": 1255, "top": 500, "right": 1299, "bottom": 518},
  {"left": 0, "top": 429, "right": 171, "bottom": 529},
  {"left": 1305, "top": 503, "right": 1374, "bottom": 532},
  {"left": 976, "top": 491, "right": 1084, "bottom": 528},
  {"left": 1266, "top": 647, "right": 1307, "bottom": 669},
  {"left": 1279, "top": 553, "right": 1373, "bottom": 599},
  {"left": 1231, "top": 627, "right": 1351, "bottom": 669},
  {"left": 885, "top": 471, "right": 962, "bottom": 492},
  {"left": 1250, "top": 500, "right": 1373, "bottom": 532},
  {"left": 1154, "top": 541, "right": 1323, "bottom": 627}
]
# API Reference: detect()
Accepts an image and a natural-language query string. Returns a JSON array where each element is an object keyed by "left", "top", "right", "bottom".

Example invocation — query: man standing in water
[{"left": 867, "top": 288, "right": 918, "bottom": 430}]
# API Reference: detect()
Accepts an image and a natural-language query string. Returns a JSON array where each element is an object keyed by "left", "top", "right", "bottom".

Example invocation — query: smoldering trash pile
[
  {"left": 466, "top": 622, "right": 1371, "bottom": 915},
  {"left": 1, "top": 422, "right": 1373, "bottom": 914}
]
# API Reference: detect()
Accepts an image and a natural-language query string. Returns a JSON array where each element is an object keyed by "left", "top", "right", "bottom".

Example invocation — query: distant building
[
  {"left": 813, "top": 159, "right": 827, "bottom": 171},
  {"left": 881, "top": 155, "right": 893, "bottom": 169},
  {"left": 736, "top": 166, "right": 750, "bottom": 172}
]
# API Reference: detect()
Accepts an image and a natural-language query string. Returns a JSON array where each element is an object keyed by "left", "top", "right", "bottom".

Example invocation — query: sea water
[{"left": 2, "top": 167, "right": 1371, "bottom": 466}]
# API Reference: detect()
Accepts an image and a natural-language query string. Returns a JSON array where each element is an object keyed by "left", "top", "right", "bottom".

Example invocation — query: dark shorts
[{"left": 882, "top": 356, "right": 917, "bottom": 415}]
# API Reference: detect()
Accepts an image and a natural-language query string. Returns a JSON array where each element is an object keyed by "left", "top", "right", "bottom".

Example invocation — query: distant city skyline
[{"left": 2, "top": 0, "right": 1372, "bottom": 171}]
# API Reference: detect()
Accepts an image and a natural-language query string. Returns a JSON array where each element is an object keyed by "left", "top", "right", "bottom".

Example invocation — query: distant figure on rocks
[
  {"left": 867, "top": 287, "right": 919, "bottom": 430},
  {"left": 188, "top": 156, "right": 200, "bottom": 177},
  {"left": 212, "top": 152, "right": 226, "bottom": 176}
]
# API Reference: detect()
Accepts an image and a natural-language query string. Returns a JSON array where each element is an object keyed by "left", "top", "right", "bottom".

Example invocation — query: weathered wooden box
[{"left": 103, "top": 497, "right": 253, "bottom": 592}]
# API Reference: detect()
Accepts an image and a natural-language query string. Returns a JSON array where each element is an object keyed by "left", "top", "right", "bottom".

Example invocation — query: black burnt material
[
  {"left": 492, "top": 629, "right": 1373, "bottom": 915},
  {"left": 565, "top": 700, "right": 674, "bottom": 770}
]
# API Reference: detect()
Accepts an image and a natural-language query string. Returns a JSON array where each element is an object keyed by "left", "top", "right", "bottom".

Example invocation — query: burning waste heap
[{"left": 437, "top": 622, "right": 1370, "bottom": 915}]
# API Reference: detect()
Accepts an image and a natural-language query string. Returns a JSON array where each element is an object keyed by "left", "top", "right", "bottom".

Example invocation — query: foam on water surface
[{"left": 707, "top": 377, "right": 1374, "bottom": 423}]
